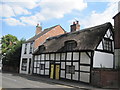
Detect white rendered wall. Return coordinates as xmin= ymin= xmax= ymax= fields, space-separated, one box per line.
xmin=97 ymin=41 xmax=103 ymax=50
xmin=93 ymin=51 xmax=113 ymax=68
xmin=80 ymin=52 xmax=90 ymax=64
xmin=20 ymin=42 xmax=34 ymax=74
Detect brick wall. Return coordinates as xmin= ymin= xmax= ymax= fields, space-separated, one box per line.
xmin=91 ymin=68 xmax=119 ymax=88
xmin=114 ymin=12 xmax=120 ymax=49
xmin=34 ymin=25 xmax=65 ymax=48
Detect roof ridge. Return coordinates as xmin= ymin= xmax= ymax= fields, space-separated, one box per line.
xmin=46 ymin=22 xmax=111 ymax=41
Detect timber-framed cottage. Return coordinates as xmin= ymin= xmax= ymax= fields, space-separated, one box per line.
xmin=32 ymin=22 xmax=114 ymax=84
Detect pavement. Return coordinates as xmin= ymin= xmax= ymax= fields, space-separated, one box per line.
xmin=29 ymin=75 xmax=119 ymax=90
xmin=2 ymin=72 xmax=120 ymax=90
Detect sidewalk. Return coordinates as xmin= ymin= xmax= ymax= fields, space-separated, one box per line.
xmin=19 ymin=74 xmax=119 ymax=90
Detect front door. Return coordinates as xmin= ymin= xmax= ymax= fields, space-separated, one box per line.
xmin=55 ymin=65 xmax=60 ymax=79
xmin=50 ymin=64 xmax=54 ymax=79
xmin=50 ymin=64 xmax=60 ymax=79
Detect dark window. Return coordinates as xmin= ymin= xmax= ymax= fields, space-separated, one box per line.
xmin=40 ymin=64 xmax=44 ymax=70
xmin=29 ymin=42 xmax=33 ymax=54
xmin=65 ymin=40 xmax=77 ymax=51
xmin=103 ymin=38 xmax=112 ymax=52
xmin=66 ymin=65 xmax=71 ymax=74
xmin=24 ymin=44 xmax=27 ymax=54
xmin=66 ymin=65 xmax=75 ymax=74
xmin=21 ymin=58 xmax=27 ymax=71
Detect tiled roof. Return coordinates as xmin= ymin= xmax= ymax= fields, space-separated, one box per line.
xmin=25 ymin=25 xmax=59 ymax=43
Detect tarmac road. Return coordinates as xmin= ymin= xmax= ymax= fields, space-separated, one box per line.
xmin=2 ymin=72 xmax=73 ymax=88
xmin=1 ymin=72 xmax=118 ymax=90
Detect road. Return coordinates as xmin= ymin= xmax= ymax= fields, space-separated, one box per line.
xmin=2 ymin=72 xmax=73 ymax=89
xmin=2 ymin=72 xmax=117 ymax=90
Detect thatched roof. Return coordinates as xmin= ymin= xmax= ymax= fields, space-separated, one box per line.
xmin=25 ymin=25 xmax=59 ymax=43
xmin=33 ymin=22 xmax=113 ymax=54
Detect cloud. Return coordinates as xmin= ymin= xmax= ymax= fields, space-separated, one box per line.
xmin=0 ymin=0 xmax=40 ymax=18
xmin=1 ymin=0 xmax=87 ymax=26
xmin=4 ymin=18 xmax=25 ymax=26
xmin=0 ymin=4 xmax=15 ymax=17
xmin=20 ymin=0 xmax=87 ymax=25
xmin=0 ymin=3 xmax=32 ymax=18
xmin=40 ymin=0 xmax=87 ymax=19
xmin=79 ymin=2 xmax=118 ymax=28
xmin=12 ymin=6 xmax=31 ymax=15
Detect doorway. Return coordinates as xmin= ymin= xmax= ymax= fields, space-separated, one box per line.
xmin=50 ymin=64 xmax=60 ymax=80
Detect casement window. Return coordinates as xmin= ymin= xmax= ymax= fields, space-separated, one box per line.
xmin=21 ymin=58 xmax=27 ymax=71
xmin=65 ymin=40 xmax=77 ymax=51
xmin=66 ymin=65 xmax=75 ymax=74
xmin=29 ymin=42 xmax=33 ymax=54
xmin=24 ymin=44 xmax=27 ymax=54
xmin=103 ymin=38 xmax=112 ymax=52
xmin=40 ymin=64 xmax=44 ymax=70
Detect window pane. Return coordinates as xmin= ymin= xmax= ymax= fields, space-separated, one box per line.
xmin=21 ymin=59 xmax=27 ymax=71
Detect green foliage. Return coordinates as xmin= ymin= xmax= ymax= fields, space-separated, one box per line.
xmin=2 ymin=34 xmax=26 ymax=68
xmin=2 ymin=34 xmax=18 ymax=54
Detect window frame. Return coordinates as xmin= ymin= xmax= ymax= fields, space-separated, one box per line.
xmin=29 ymin=42 xmax=33 ymax=54
xmin=21 ymin=58 xmax=27 ymax=71
xmin=66 ymin=65 xmax=75 ymax=74
xmin=40 ymin=64 xmax=45 ymax=70
xmin=103 ymin=38 xmax=113 ymax=52
xmin=24 ymin=43 xmax=27 ymax=54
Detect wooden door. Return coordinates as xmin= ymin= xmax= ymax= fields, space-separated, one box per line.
xmin=50 ymin=64 xmax=54 ymax=79
xmin=55 ymin=65 xmax=60 ymax=79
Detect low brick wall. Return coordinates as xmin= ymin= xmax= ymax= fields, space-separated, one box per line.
xmin=91 ymin=68 xmax=119 ymax=88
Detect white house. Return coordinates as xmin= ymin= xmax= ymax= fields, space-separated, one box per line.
xmin=32 ymin=22 xmax=114 ymax=84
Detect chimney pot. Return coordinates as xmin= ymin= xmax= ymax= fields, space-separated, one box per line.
xmin=76 ymin=21 xmax=79 ymax=24
xmin=70 ymin=21 xmax=80 ymax=32
xmin=73 ymin=22 xmax=76 ymax=25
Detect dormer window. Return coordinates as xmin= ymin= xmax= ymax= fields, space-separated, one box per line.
xmin=39 ymin=45 xmax=45 ymax=53
xmin=65 ymin=40 xmax=77 ymax=51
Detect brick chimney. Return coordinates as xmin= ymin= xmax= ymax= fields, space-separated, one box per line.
xmin=36 ymin=24 xmax=42 ymax=35
xmin=70 ymin=21 xmax=80 ymax=32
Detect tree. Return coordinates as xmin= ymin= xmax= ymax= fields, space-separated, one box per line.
xmin=2 ymin=34 xmax=26 ymax=71
xmin=3 ymin=39 xmax=25 ymax=68
xmin=2 ymin=34 xmax=18 ymax=54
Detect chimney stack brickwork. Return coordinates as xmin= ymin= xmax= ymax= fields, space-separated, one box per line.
xmin=113 ymin=11 xmax=120 ymax=68
xmin=70 ymin=21 xmax=80 ymax=32
xmin=36 ymin=24 xmax=42 ymax=35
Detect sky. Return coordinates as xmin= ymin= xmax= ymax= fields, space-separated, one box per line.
xmin=0 ymin=0 xmax=119 ymax=40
